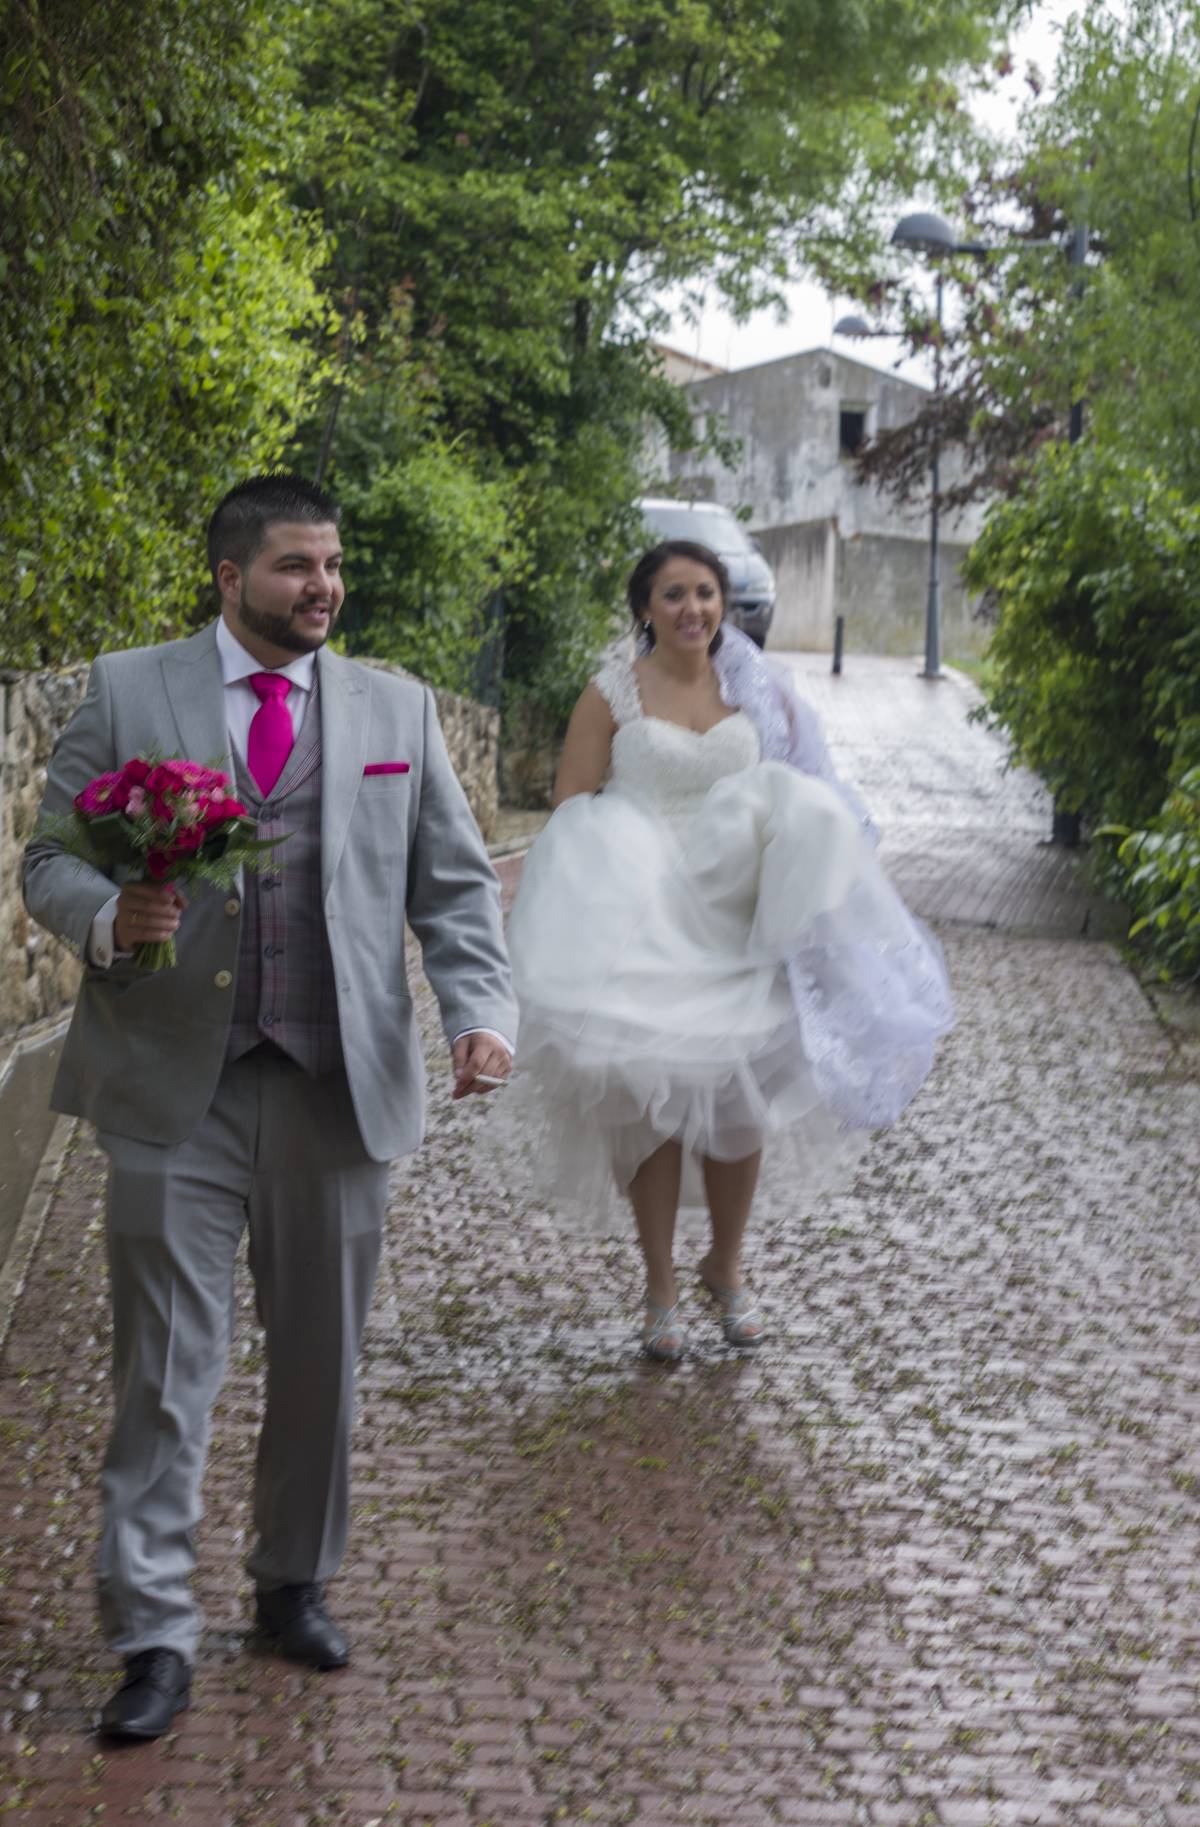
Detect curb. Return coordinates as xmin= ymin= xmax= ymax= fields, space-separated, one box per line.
xmin=0 ymin=1008 xmax=71 ymax=1096
xmin=0 ymin=1110 xmax=76 ymax=1357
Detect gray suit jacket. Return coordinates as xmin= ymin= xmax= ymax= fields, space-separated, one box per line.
xmin=22 ymin=623 xmax=517 ymax=1161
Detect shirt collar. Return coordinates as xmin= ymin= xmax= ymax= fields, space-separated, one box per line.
xmin=216 ymin=615 xmax=317 ymax=694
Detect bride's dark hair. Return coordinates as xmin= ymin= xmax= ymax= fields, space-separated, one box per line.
xmin=627 ymin=540 xmax=729 ymax=654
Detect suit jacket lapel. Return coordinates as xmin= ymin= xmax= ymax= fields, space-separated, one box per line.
xmin=159 ymin=623 xmax=233 ymax=775
xmin=318 ymin=646 xmax=368 ymax=896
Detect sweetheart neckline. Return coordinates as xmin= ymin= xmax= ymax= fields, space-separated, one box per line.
xmin=617 ymin=711 xmax=749 ymax=739
xmin=625 ymin=659 xmax=748 ymax=738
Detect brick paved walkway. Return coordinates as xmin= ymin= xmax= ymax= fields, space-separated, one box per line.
xmin=3 ymin=660 xmax=1200 ymax=1827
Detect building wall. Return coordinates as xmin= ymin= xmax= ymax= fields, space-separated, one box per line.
xmin=663 ymin=347 xmax=988 ymax=654
xmin=752 ymin=520 xmax=986 ymax=658
xmin=752 ymin=522 xmax=837 ymax=650
xmin=0 ymin=656 xmax=499 ymax=1042
xmin=836 ymin=531 xmax=985 ymax=659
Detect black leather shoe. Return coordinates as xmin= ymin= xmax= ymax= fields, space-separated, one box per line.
xmin=99 ymin=1648 xmax=191 ymax=1741
xmin=255 ymin=1582 xmax=349 ymax=1669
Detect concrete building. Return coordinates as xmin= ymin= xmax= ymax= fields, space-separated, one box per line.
xmin=650 ymin=341 xmax=728 ymax=387
xmin=663 ymin=347 xmax=989 ymax=658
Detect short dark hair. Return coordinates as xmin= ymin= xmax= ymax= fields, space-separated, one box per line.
xmin=627 ymin=539 xmax=729 ymax=653
xmin=206 ymin=472 xmax=341 ymax=581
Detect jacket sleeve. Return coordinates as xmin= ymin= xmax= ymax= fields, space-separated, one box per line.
xmin=404 ymin=686 xmax=519 ymax=1048
xmin=22 ymin=657 xmax=124 ymax=959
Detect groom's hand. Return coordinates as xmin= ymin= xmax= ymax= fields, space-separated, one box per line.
xmin=451 ymin=1032 xmax=512 ymax=1099
xmin=114 ymin=882 xmax=186 ymax=952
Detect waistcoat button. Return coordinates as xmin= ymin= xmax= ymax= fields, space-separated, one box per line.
xmin=214 ymin=970 xmax=233 ymax=989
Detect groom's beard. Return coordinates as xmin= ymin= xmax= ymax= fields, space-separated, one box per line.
xmin=236 ymin=586 xmax=340 ymax=655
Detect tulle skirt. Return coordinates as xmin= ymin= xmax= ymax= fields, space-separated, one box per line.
xmin=501 ymin=763 xmax=952 ymax=1234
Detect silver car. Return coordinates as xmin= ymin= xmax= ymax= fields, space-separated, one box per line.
xmin=639 ymin=497 xmax=776 ymax=648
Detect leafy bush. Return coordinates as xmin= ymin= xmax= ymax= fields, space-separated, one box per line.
xmin=1101 ymin=769 xmax=1200 ymax=983
xmin=964 ymin=444 xmax=1200 ymax=829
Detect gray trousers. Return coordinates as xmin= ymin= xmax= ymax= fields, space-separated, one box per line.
xmin=96 ymin=1048 xmax=390 ymax=1662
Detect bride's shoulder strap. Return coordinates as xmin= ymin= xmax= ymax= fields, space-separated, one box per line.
xmin=591 ymin=648 xmax=641 ymax=727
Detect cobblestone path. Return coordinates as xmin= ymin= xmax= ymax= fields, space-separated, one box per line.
xmin=2 ymin=660 xmax=1199 ymax=1827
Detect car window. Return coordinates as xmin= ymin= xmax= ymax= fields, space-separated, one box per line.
xmin=641 ymin=502 xmax=753 ymax=553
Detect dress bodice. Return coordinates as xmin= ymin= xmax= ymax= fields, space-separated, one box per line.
xmin=593 ymin=651 xmax=760 ymax=817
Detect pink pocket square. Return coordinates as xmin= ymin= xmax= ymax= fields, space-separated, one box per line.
xmin=363 ymin=762 xmax=411 ymax=776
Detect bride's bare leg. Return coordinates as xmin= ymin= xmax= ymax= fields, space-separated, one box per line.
xmin=700 ymin=1152 xmax=763 ymax=1341
xmin=700 ymin=1151 xmax=766 ymax=1344
xmin=629 ymin=1141 xmax=683 ymax=1313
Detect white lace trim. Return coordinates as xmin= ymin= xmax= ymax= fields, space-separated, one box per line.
xmin=593 ymin=650 xmax=642 ymax=727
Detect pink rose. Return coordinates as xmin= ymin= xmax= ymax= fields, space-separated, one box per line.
xmin=125 ymin=786 xmax=148 ymax=816
xmin=202 ymin=795 xmax=243 ymax=825
xmin=122 ymin=758 xmax=152 ymax=788
xmin=74 ymin=772 xmax=126 ymax=816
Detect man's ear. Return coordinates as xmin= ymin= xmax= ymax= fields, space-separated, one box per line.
xmin=215 ymin=559 xmax=241 ymax=606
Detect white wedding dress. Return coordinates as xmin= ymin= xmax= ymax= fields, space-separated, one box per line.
xmin=503 ymin=642 xmax=953 ymax=1232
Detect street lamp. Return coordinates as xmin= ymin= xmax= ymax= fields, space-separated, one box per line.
xmin=839 ymin=212 xmax=1068 ymax=685
xmin=835 ymin=262 xmax=955 ymax=680
xmin=840 ymin=209 xmax=1088 ymax=837
xmin=890 ymin=215 xmax=995 ymax=681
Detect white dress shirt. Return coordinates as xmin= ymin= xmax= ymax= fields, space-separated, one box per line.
xmin=87 ymin=621 xmax=512 ymax=1062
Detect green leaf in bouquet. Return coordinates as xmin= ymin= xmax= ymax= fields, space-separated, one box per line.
xmin=79 ymin=811 xmax=141 ymax=867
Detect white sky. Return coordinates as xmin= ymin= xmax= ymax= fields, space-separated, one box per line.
xmin=656 ymin=0 xmax=1086 ymax=387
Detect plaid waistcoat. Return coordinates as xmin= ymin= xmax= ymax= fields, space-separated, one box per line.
xmin=226 ymin=681 xmax=344 ymax=1076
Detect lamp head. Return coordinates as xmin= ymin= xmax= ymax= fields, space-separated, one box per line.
xmin=892 ymin=212 xmax=986 ymax=257
xmin=833 ymin=313 xmax=875 ymax=338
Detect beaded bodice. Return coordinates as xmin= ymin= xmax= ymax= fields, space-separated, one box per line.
xmin=593 ymin=652 xmax=760 ymax=817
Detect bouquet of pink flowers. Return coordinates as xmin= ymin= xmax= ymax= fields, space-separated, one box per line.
xmin=44 ymin=756 xmax=280 ymax=970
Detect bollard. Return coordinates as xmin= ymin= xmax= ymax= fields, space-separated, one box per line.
xmin=1052 ymin=800 xmax=1082 ymax=847
xmin=832 ymin=614 xmax=845 ymax=676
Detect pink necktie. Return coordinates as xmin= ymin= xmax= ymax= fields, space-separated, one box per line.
xmin=247 ymin=673 xmax=294 ymax=797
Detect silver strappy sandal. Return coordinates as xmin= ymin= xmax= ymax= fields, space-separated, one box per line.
xmin=641 ymin=1298 xmax=686 ymax=1363
xmin=698 ymin=1269 xmax=768 ymax=1349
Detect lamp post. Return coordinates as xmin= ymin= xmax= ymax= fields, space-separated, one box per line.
xmin=838 ymin=211 xmax=1065 ymax=685
xmin=839 ymin=209 xmax=1087 ymax=839
xmin=835 ymin=278 xmax=948 ymax=680
xmin=885 ymin=215 xmax=993 ymax=680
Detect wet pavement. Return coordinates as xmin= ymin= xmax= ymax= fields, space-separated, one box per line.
xmin=2 ymin=658 xmax=1199 ymax=1827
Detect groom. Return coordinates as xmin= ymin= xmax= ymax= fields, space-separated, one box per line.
xmin=23 ymin=473 xmax=517 ymax=1739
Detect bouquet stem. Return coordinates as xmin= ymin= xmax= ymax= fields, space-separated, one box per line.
xmin=133 ymin=938 xmax=177 ymax=972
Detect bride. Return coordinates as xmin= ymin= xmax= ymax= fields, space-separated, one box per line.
xmin=505 ymin=539 xmax=953 ymax=1361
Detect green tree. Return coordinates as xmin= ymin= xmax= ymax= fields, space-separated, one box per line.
xmin=285 ymin=0 xmax=1022 ymax=706
xmin=1 ymin=0 xmax=330 ymax=667
xmin=851 ymin=1 xmax=1200 ymax=974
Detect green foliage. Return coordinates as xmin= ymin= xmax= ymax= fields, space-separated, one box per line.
xmin=1 ymin=0 xmax=330 ymax=666
xmin=1101 ymin=769 xmax=1200 ymax=983
xmin=872 ymin=0 xmax=1200 ymax=983
xmin=2 ymin=0 xmax=1021 ymax=708
xmin=965 ymin=444 xmax=1200 ymax=826
xmin=285 ymin=0 xmax=1020 ymax=717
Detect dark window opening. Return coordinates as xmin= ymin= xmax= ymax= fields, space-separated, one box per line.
xmin=839 ymin=408 xmax=867 ymax=459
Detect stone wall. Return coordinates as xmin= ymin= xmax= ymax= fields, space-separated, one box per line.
xmin=1 ymin=656 xmax=499 ymax=1043
xmin=1 ymin=666 xmax=90 ymax=1038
